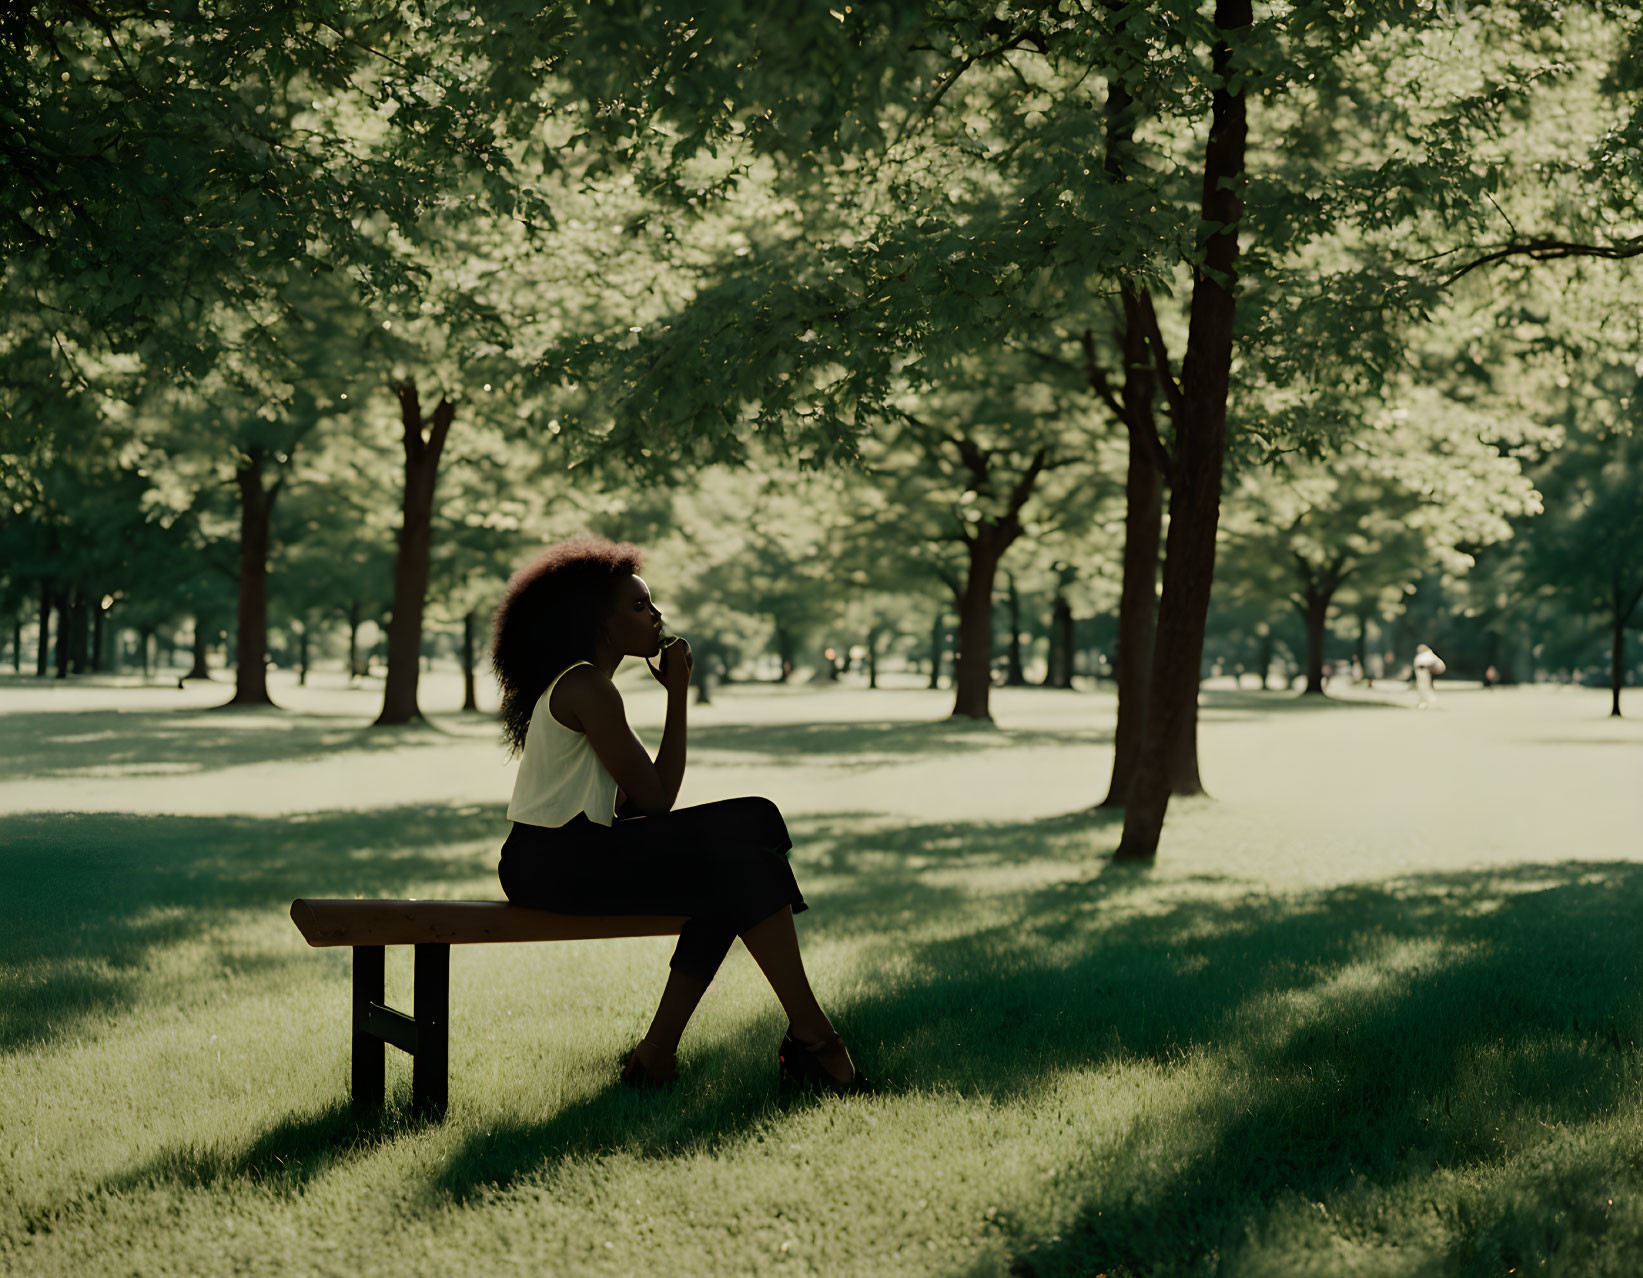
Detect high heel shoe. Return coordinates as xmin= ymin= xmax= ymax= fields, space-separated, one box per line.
xmin=778 ymin=1028 xmax=875 ymax=1096
xmin=619 ymin=1041 xmax=676 ymax=1089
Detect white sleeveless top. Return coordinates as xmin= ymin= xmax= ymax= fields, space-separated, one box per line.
xmin=506 ymin=661 xmax=619 ymax=828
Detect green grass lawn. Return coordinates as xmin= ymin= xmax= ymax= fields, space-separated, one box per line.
xmin=2 ymin=671 xmax=1641 ymax=1275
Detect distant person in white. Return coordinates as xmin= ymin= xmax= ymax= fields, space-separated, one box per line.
xmin=1412 ymin=644 xmax=1446 ymax=709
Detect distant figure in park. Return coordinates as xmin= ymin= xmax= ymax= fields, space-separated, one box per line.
xmin=1412 ymin=643 xmax=1446 ymax=709
xmin=490 ymin=536 xmax=870 ymax=1095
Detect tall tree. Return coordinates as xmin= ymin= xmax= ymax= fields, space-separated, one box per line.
xmin=1216 ymin=388 xmax=1541 ymax=695
xmin=3 ymin=2 xmax=565 ymax=374
xmin=1522 ymin=430 xmax=1643 ymax=717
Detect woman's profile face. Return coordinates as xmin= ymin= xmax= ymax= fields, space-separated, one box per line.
xmin=603 ymin=574 xmax=665 ymax=658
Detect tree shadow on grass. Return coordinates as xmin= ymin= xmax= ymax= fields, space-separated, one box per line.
xmin=1524 ymin=737 xmax=1643 ymax=748
xmin=1196 ymin=688 xmax=1409 ymax=719
xmin=398 ymin=808 xmax=1141 ymax=1205
xmin=49 ymin=793 xmax=1643 ymax=1276
xmin=0 ymin=706 xmax=461 ymax=780
xmin=784 ymin=807 xmax=1130 ymax=937
xmin=21 ymin=1098 xmax=450 ymax=1236
xmin=0 ymin=803 xmax=505 ymax=1051
xmin=98 ymin=1100 xmax=375 ymax=1196
xmin=903 ymin=861 xmax=1643 ymax=1276
xmin=690 ymin=718 xmax=1111 ymax=764
xmin=410 ymin=854 xmax=1643 ymax=1267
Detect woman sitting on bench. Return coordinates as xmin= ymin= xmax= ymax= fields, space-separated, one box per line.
xmin=491 ymin=536 xmax=871 ymax=1095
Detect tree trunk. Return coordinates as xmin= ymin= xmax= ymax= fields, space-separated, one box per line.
xmin=694 ymin=638 xmax=717 ymax=704
xmin=1258 ymin=633 xmax=1276 ymax=690
xmin=376 ymin=380 xmax=454 ymax=727
xmin=867 ymin=630 xmax=880 ymax=689
xmin=1101 ymin=418 xmax=1165 ymax=805
xmin=1612 ymin=612 xmax=1624 ymax=718
xmin=11 ymin=613 xmax=20 ymax=673
xmin=68 ymin=591 xmax=88 ymax=674
xmin=54 ymin=589 xmax=70 ymax=679
xmin=1095 ymin=79 xmax=1168 ymax=805
xmin=461 ymin=610 xmax=478 ymax=711
xmin=1041 ymin=598 xmax=1061 ymax=688
xmin=140 ymin=626 xmax=154 ymax=679
xmin=947 ymin=442 xmax=1048 ymax=718
xmin=1170 ymin=681 xmax=1205 ymax=795
xmin=36 ymin=578 xmax=50 ymax=677
xmin=1117 ymin=0 xmax=1249 ymax=860
xmin=1042 ymin=582 xmax=1076 ymax=689
xmin=1610 ymin=578 xmax=1643 ymax=717
xmin=928 ymin=610 xmax=943 ymax=689
xmin=1004 ymin=571 xmax=1027 ymax=686
xmin=774 ymin=624 xmax=793 ymax=682
xmin=298 ymin=627 xmax=310 ymax=687
xmin=1057 ymin=599 xmax=1075 ymax=687
xmin=227 ymin=448 xmax=281 ymax=707
xmin=1303 ymin=594 xmax=1330 ymax=695
xmin=952 ymin=530 xmax=1007 ymax=720
xmin=187 ymin=615 xmax=212 ymax=679
xmin=348 ymin=599 xmax=361 ymax=678
xmin=91 ymin=600 xmax=105 ymax=673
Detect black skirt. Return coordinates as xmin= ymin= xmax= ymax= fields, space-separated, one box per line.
xmin=498 ymin=795 xmax=807 ymax=984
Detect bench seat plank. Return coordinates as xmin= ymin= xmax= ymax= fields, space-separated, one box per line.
xmin=290 ymin=899 xmax=687 ymax=949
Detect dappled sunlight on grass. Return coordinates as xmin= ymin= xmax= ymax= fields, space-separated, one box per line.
xmin=10 ymin=845 xmax=1643 ymax=1274
xmin=4 ymin=686 xmax=1643 ymax=1274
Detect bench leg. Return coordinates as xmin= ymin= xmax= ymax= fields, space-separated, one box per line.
xmin=412 ymin=943 xmax=449 ymax=1121
xmin=351 ymin=945 xmax=386 ymax=1112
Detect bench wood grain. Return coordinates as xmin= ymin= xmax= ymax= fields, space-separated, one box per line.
xmin=290 ymin=898 xmax=687 ymax=948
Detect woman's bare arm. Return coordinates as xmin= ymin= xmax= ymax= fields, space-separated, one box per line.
xmin=554 ymin=661 xmax=687 ymax=815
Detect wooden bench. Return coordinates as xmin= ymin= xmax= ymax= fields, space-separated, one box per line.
xmin=289 ymin=899 xmax=686 ymax=1120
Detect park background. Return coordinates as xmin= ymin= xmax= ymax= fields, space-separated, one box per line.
xmin=3 ymin=1 xmax=1643 ymax=1274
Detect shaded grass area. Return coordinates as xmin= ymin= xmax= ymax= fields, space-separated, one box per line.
xmin=0 ymin=804 xmax=501 ymax=1051
xmin=5 ymin=781 xmax=1643 ymax=1274
xmin=933 ymin=860 xmax=1643 ymax=1275
xmin=689 ymin=717 xmax=1110 ymax=762
xmin=0 ymin=706 xmax=454 ymax=779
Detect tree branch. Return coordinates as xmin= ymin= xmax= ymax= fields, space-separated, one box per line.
xmin=954 ymin=434 xmax=992 ymax=493
xmin=893 ymin=407 xmax=963 ymax=458
xmin=66 ymin=0 xmax=141 ymax=87
xmin=1134 ymin=291 xmax=1186 ymax=423
xmin=1291 ymin=550 xmax=1318 ymax=593
xmin=1622 ymin=577 xmax=1643 ymax=626
xmin=1093 ymin=307 xmax=1174 ymax=483
xmin=393 ymin=379 xmax=426 ymax=462
xmin=1079 ymin=328 xmax=1126 ymax=422
xmin=894 ymin=21 xmax=1045 ymax=147
xmin=427 ymin=395 xmax=456 ymax=467
xmin=1439 ymin=235 xmax=1643 ymax=285
xmin=998 ymin=447 xmax=1049 ymax=545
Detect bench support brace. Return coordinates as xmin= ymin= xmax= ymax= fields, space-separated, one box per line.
xmin=350 ymin=943 xmax=450 ymax=1120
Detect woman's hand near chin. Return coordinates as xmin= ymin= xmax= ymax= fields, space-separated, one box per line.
xmin=648 ymin=636 xmax=693 ymax=691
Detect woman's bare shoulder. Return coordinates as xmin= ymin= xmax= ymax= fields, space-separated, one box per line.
xmin=550 ymin=663 xmax=620 ymax=732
